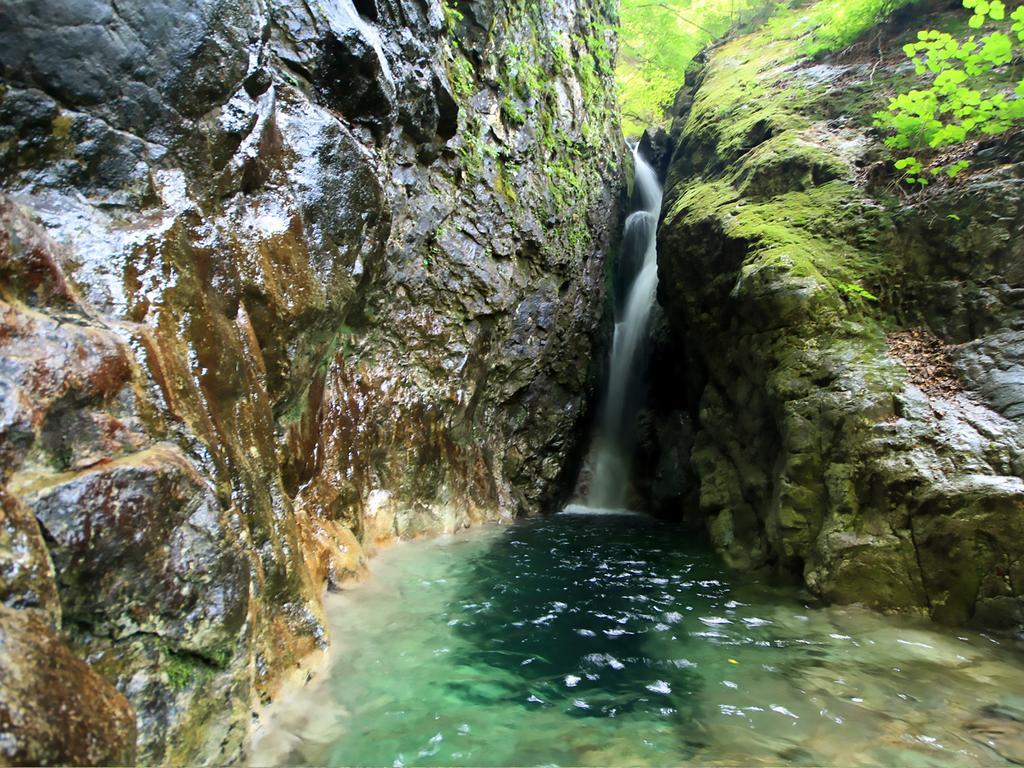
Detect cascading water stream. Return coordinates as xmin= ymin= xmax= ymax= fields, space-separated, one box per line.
xmin=587 ymin=146 xmax=663 ymax=510
xmin=248 ymin=146 xmax=1024 ymax=768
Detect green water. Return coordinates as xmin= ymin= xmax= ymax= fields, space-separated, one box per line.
xmin=250 ymin=512 xmax=1024 ymax=767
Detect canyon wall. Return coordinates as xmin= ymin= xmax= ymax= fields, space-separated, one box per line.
xmin=651 ymin=1 xmax=1024 ymax=632
xmin=0 ymin=0 xmax=624 ymax=762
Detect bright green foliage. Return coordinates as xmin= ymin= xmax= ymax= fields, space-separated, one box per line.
xmin=617 ymin=0 xmax=768 ymax=136
xmin=965 ymin=0 xmax=1007 ymax=28
xmin=891 ymin=156 xmax=968 ymax=188
xmin=442 ymin=1 xmax=464 ymax=34
xmin=448 ymin=55 xmax=475 ymax=101
xmin=1015 ymin=4 xmax=1024 ymax=38
xmin=874 ymin=0 xmax=1024 ymax=184
xmin=836 ymin=282 xmax=880 ymax=302
xmin=501 ymin=97 xmax=527 ymax=126
xmin=662 ymin=18 xmax=917 ymax=312
xmin=765 ymin=0 xmax=914 ymax=55
xmin=616 ymin=0 xmax=914 ymax=136
xmin=894 ymin=155 xmax=929 ymax=186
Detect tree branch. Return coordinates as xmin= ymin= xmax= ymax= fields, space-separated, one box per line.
xmin=626 ymin=2 xmax=717 ymax=35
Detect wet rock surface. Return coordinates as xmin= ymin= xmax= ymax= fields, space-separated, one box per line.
xmin=0 ymin=605 xmax=137 ymax=767
xmin=637 ymin=126 xmax=673 ymax=182
xmin=0 ymin=0 xmax=624 ymax=761
xmin=15 ymin=446 xmax=250 ymax=654
xmin=653 ymin=2 xmax=1024 ymax=632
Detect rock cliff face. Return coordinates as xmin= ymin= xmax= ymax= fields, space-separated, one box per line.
xmin=653 ymin=1 xmax=1024 ymax=632
xmin=0 ymin=0 xmax=624 ymax=762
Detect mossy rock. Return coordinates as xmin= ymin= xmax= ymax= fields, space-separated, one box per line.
xmin=655 ymin=0 xmax=1024 ymax=632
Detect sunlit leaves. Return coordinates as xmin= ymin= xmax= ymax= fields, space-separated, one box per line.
xmin=944 ymin=159 xmax=971 ymax=177
xmin=874 ymin=0 xmax=1024 ymax=185
xmin=1012 ymin=6 xmax=1024 ymax=42
xmin=964 ymin=0 xmax=1006 ymax=28
xmin=766 ymin=0 xmax=917 ymax=55
xmin=617 ymin=0 xmax=766 ymax=134
xmin=894 ymin=155 xmax=930 ymax=186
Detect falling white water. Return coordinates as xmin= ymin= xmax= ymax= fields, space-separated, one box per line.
xmin=587 ymin=146 xmax=663 ymax=510
xmin=332 ymin=0 xmax=395 ymax=86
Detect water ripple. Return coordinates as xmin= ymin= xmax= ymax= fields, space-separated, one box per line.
xmin=250 ymin=515 xmax=1024 ymax=768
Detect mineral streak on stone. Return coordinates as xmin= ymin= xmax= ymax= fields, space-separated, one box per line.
xmin=0 ymin=0 xmax=626 ymax=762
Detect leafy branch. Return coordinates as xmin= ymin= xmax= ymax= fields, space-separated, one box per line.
xmin=874 ymin=0 xmax=1024 ymax=188
xmin=627 ymin=2 xmax=717 ymax=34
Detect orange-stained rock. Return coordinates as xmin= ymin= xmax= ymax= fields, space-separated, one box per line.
xmin=0 ymin=0 xmax=625 ymax=758
xmin=12 ymin=445 xmax=250 ymax=655
xmin=0 ymin=198 xmax=76 ymax=307
xmin=295 ymin=513 xmax=368 ymax=592
xmin=0 ymin=606 xmax=136 ymax=766
xmin=0 ymin=297 xmax=134 ymax=476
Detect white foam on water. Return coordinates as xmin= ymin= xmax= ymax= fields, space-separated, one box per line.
xmin=559 ymin=504 xmax=644 ymax=517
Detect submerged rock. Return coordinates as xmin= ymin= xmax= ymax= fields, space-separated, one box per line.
xmin=967 ymin=711 xmax=1024 ymax=764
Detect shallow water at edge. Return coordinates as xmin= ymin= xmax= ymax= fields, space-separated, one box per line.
xmin=249 ymin=514 xmax=1024 ymax=767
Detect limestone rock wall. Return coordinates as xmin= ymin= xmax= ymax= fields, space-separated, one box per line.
xmin=653 ymin=1 xmax=1024 ymax=632
xmin=0 ymin=0 xmax=624 ymax=762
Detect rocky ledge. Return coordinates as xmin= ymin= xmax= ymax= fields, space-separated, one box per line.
xmin=649 ymin=0 xmax=1024 ymax=632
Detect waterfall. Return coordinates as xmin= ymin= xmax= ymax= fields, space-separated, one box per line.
xmin=586 ymin=146 xmax=663 ymax=511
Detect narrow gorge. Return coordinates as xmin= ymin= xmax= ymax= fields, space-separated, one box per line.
xmin=1 ymin=0 xmax=1023 ymax=765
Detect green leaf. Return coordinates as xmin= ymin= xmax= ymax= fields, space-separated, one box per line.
xmin=836 ymin=282 xmax=880 ymax=302
xmin=947 ymin=160 xmax=970 ymax=177
xmin=980 ymin=32 xmax=1013 ymax=65
xmin=868 ymin=0 xmax=1024 ymax=159
xmin=934 ymin=68 xmax=968 ymax=88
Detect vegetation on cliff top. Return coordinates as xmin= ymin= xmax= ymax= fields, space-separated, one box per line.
xmin=616 ymin=0 xmax=920 ymax=135
xmin=659 ymin=0 xmax=1024 ymax=311
xmin=875 ymin=0 xmax=1024 ymax=184
xmin=617 ymin=0 xmax=1024 ymax=152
